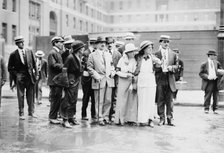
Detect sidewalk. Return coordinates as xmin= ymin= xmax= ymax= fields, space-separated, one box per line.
xmin=2 ymin=82 xmax=224 ymax=107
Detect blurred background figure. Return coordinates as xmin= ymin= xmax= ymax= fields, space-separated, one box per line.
xmin=0 ymin=55 xmax=7 ymax=107
xmin=81 ymin=38 xmax=97 ymax=121
xmin=173 ymin=48 xmax=184 ymax=102
xmin=35 ymin=50 xmax=47 ymax=105
xmin=106 ymin=37 xmax=122 ymax=122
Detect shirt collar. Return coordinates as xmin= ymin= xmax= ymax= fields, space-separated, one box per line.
xmin=53 ymin=46 xmax=60 ymax=53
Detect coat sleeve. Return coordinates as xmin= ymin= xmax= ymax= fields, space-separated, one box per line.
xmin=199 ymin=63 xmax=208 ymax=80
xmin=87 ymin=53 xmax=101 ymax=80
xmin=48 ymin=53 xmax=63 ymax=73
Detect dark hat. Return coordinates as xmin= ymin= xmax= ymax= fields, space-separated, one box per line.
xmin=88 ymin=37 xmax=97 ymax=43
xmin=173 ymin=48 xmax=179 ymax=53
xmin=95 ymin=36 xmax=106 ymax=44
xmin=207 ymin=50 xmax=217 ymax=56
xmin=51 ymin=36 xmax=64 ymax=44
xmin=106 ymin=37 xmax=114 ymax=44
xmin=14 ymin=36 xmax=24 ymax=43
xmin=159 ymin=35 xmax=170 ymax=42
xmin=63 ymin=35 xmax=75 ymax=44
xmin=72 ymin=40 xmax=86 ymax=52
xmin=139 ymin=40 xmax=153 ymax=52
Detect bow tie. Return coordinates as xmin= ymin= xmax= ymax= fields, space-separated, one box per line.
xmin=143 ymin=55 xmax=150 ymax=60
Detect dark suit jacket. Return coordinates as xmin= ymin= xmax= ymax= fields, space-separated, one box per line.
xmin=199 ymin=60 xmax=222 ymax=91
xmin=154 ymin=49 xmax=178 ymax=92
xmin=8 ymin=49 xmax=37 ymax=84
xmin=64 ymin=53 xmax=82 ymax=87
xmin=47 ymin=47 xmax=63 ymax=86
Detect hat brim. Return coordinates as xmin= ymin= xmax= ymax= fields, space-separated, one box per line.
xmin=124 ymin=49 xmax=137 ymax=54
xmin=35 ymin=54 xmax=45 ymax=57
xmin=73 ymin=44 xmax=86 ymax=52
xmin=207 ymin=53 xmax=217 ymax=56
xmin=64 ymin=40 xmax=74 ymax=44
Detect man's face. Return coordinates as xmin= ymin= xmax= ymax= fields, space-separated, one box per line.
xmin=64 ymin=43 xmax=72 ymax=50
xmin=16 ymin=42 xmax=24 ymax=49
xmin=97 ymin=42 xmax=106 ymax=51
xmin=55 ymin=41 xmax=63 ymax=50
xmin=209 ymin=55 xmax=217 ymax=60
xmin=160 ymin=40 xmax=169 ymax=49
xmin=125 ymin=38 xmax=134 ymax=44
xmin=107 ymin=42 xmax=114 ymax=51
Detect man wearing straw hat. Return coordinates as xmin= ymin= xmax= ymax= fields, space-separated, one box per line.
xmin=35 ymin=50 xmax=47 ymax=105
xmin=8 ymin=36 xmax=38 ymax=120
xmin=62 ymin=35 xmax=74 ymax=63
xmin=87 ymin=36 xmax=115 ymax=126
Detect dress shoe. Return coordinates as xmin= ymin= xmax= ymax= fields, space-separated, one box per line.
xmin=148 ymin=121 xmax=154 ymax=128
xmin=49 ymin=119 xmax=61 ymax=124
xmin=99 ymin=121 xmax=105 ymax=126
xmin=167 ymin=118 xmax=175 ymax=126
xmin=204 ymin=110 xmax=209 ymax=114
xmin=158 ymin=119 xmax=165 ymax=126
xmin=68 ymin=118 xmax=80 ymax=125
xmin=19 ymin=116 xmax=25 ymax=120
xmin=62 ymin=121 xmax=72 ymax=128
xmin=81 ymin=117 xmax=89 ymax=121
xmin=213 ymin=110 xmax=218 ymax=114
xmin=29 ymin=114 xmax=38 ymax=118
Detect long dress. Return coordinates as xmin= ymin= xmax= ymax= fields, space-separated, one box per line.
xmin=137 ymin=56 xmax=156 ymax=123
xmin=114 ymin=56 xmax=137 ymax=124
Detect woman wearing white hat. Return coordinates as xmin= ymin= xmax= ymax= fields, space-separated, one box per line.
xmin=134 ymin=40 xmax=161 ymax=127
xmin=114 ymin=43 xmax=138 ymax=125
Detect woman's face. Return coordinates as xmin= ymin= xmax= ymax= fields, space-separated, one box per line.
xmin=144 ymin=44 xmax=153 ymax=55
xmin=126 ymin=51 xmax=135 ymax=58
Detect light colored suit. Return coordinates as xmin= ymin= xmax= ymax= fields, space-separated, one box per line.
xmin=87 ymin=49 xmax=115 ymax=121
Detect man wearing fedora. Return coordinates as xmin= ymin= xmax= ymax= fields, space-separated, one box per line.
xmin=48 ymin=36 xmax=64 ymax=124
xmin=35 ymin=50 xmax=47 ymax=105
xmin=154 ymin=35 xmax=178 ymax=126
xmin=87 ymin=36 xmax=115 ymax=125
xmin=62 ymin=35 xmax=74 ymax=63
xmin=199 ymin=50 xmax=222 ymax=114
xmin=105 ymin=37 xmax=122 ymax=122
xmin=81 ymin=38 xmax=97 ymax=121
xmin=8 ymin=36 xmax=38 ymax=120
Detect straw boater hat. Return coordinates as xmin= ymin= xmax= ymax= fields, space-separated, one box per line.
xmin=14 ymin=36 xmax=24 ymax=43
xmin=159 ymin=35 xmax=170 ymax=42
xmin=139 ymin=40 xmax=153 ymax=52
xmin=63 ymin=35 xmax=75 ymax=44
xmin=51 ymin=36 xmax=64 ymax=44
xmin=173 ymin=48 xmax=179 ymax=53
xmin=35 ymin=50 xmax=45 ymax=57
xmin=207 ymin=50 xmax=217 ymax=56
xmin=124 ymin=43 xmax=138 ymax=54
xmin=124 ymin=33 xmax=135 ymax=40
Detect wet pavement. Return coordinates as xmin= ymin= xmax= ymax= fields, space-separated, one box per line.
xmin=0 ymin=97 xmax=224 ymax=153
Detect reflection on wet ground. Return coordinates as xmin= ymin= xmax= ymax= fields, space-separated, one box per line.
xmin=0 ymin=98 xmax=224 ymax=153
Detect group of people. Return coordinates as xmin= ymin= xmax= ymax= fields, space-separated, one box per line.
xmin=4 ymin=33 xmax=222 ymax=129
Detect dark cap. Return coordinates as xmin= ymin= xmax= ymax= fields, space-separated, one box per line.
xmin=95 ymin=36 xmax=106 ymax=44
xmin=207 ymin=50 xmax=217 ymax=56
xmin=72 ymin=40 xmax=86 ymax=52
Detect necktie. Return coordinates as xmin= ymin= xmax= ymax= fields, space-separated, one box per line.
xmin=210 ymin=61 xmax=214 ymax=69
xmin=22 ymin=50 xmax=27 ymax=65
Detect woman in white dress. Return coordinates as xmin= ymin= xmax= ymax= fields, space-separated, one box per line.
xmin=134 ymin=40 xmax=161 ymax=127
xmin=114 ymin=43 xmax=138 ymax=125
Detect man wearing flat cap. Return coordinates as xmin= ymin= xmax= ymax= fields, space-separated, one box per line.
xmin=35 ymin=50 xmax=47 ymax=105
xmin=199 ymin=50 xmax=222 ymax=114
xmin=154 ymin=35 xmax=178 ymax=126
xmin=87 ymin=36 xmax=115 ymax=125
xmin=8 ymin=36 xmax=38 ymax=120
xmin=48 ymin=36 xmax=64 ymax=124
xmin=80 ymin=37 xmax=97 ymax=121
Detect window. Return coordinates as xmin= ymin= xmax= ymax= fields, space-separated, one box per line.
xmin=2 ymin=23 xmax=7 ymax=43
xmin=111 ymin=1 xmax=114 ymax=10
xmin=12 ymin=25 xmax=17 ymax=44
xmin=66 ymin=15 xmax=69 ymax=26
xmin=67 ymin=0 xmax=69 ymax=7
xmin=80 ymin=20 xmax=83 ymax=31
xmin=12 ymin=0 xmax=16 ymax=12
xmin=91 ymin=23 xmax=94 ymax=32
xmin=29 ymin=1 xmax=41 ymax=20
xmin=86 ymin=6 xmax=88 ymax=15
xmin=86 ymin=21 xmax=88 ymax=32
xmin=73 ymin=0 xmax=76 ymax=9
xmin=73 ymin=17 xmax=76 ymax=29
xmin=119 ymin=1 xmax=123 ymax=10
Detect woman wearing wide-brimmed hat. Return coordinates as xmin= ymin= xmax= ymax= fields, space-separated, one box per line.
xmin=114 ymin=43 xmax=138 ymax=125
xmin=134 ymin=40 xmax=161 ymax=127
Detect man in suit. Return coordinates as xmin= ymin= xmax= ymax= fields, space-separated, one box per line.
xmin=48 ymin=36 xmax=64 ymax=124
xmin=154 ymin=35 xmax=178 ymax=126
xmin=173 ymin=48 xmax=184 ymax=102
xmin=199 ymin=50 xmax=222 ymax=114
xmin=87 ymin=36 xmax=115 ymax=126
xmin=35 ymin=50 xmax=47 ymax=105
xmin=0 ymin=55 xmax=7 ymax=107
xmin=8 ymin=36 xmax=38 ymax=120
xmin=106 ymin=37 xmax=122 ymax=122
xmin=81 ymin=38 xmax=96 ymax=121
xmin=62 ymin=35 xmax=74 ymax=63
